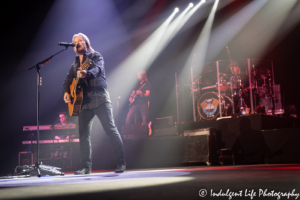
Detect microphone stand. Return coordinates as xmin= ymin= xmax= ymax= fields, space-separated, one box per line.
xmin=28 ymin=47 xmax=70 ymax=177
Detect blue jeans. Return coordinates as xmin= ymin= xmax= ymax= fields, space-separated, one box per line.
xmin=125 ymin=103 xmax=149 ymax=125
xmin=78 ymin=102 xmax=125 ymax=169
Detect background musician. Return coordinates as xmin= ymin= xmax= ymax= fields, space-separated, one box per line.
xmin=228 ymin=61 xmax=241 ymax=76
xmin=62 ymin=33 xmax=126 ymax=174
xmin=56 ymin=112 xmax=73 ymax=126
xmin=125 ymin=70 xmax=151 ymax=126
xmin=54 ymin=112 xmax=75 ymax=140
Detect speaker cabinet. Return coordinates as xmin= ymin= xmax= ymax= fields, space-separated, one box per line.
xmin=153 ymin=125 xmax=177 ymax=137
xmin=182 ymin=128 xmax=218 ymax=165
xmin=122 ymin=128 xmax=219 ymax=167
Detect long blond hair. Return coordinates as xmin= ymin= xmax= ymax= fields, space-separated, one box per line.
xmin=72 ymin=33 xmax=94 ymax=55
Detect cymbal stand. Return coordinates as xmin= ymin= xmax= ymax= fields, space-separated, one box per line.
xmin=236 ymin=80 xmax=248 ymax=113
xmin=268 ymin=77 xmax=274 ymax=111
xmin=230 ymin=76 xmax=235 ymax=114
xmin=254 ymin=80 xmax=258 ymax=111
xmin=228 ymin=58 xmax=241 ymax=114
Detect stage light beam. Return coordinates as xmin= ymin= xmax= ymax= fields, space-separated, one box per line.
xmin=207 ymin=0 xmax=297 ymax=61
xmin=177 ymin=0 xmax=220 ymax=122
xmin=188 ymin=0 xmax=220 ymax=68
xmin=206 ymin=0 xmax=268 ymax=61
xmin=107 ymin=9 xmax=179 ymax=109
xmin=150 ymin=4 xmax=194 ymax=59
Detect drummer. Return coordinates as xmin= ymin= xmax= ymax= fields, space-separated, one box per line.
xmin=228 ymin=61 xmax=241 ymax=77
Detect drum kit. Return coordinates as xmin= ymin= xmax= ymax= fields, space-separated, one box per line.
xmin=192 ymin=60 xmax=282 ymax=121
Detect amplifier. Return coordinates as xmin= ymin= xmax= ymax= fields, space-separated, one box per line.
xmin=155 ymin=116 xmax=173 ymax=127
xmin=183 ymin=128 xmax=216 ymax=136
xmin=154 ymin=125 xmax=177 ymax=137
xmin=182 ymin=127 xmax=219 ymax=165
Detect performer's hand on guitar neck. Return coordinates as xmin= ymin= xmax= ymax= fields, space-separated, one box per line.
xmin=77 ymin=68 xmax=87 ymax=78
xmin=64 ymin=92 xmax=71 ymax=103
xmin=129 ymin=97 xmax=133 ymax=103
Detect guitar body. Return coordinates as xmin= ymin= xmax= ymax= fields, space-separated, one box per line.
xmin=68 ymin=78 xmax=83 ymax=116
xmin=129 ymin=95 xmax=136 ymax=107
xmin=129 ymin=83 xmax=146 ymax=107
xmin=68 ymin=58 xmax=90 ymax=116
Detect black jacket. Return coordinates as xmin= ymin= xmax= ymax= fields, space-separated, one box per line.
xmin=63 ymin=50 xmax=111 ymax=109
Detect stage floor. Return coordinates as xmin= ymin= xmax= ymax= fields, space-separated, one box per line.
xmin=1 ymin=164 xmax=300 ymax=200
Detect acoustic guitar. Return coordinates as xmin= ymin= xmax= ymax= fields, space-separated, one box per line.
xmin=68 ymin=58 xmax=90 ymax=116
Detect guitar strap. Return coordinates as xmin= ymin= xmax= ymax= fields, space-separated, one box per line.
xmin=83 ymin=59 xmax=92 ymax=87
xmin=78 ymin=58 xmax=90 ymax=87
xmin=84 ymin=60 xmax=93 ymax=87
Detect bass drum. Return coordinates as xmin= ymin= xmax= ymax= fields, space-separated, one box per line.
xmin=198 ymin=92 xmax=233 ymax=120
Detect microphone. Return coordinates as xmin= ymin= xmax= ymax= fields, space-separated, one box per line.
xmin=58 ymin=42 xmax=76 ymax=47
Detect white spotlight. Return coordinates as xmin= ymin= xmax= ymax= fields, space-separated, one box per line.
xmin=201 ymin=0 xmax=206 ymax=3
xmin=175 ymin=7 xmax=179 ymax=13
xmin=189 ymin=3 xmax=194 ymax=8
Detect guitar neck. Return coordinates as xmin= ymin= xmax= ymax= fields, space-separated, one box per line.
xmin=75 ymin=58 xmax=90 ymax=82
xmin=80 ymin=58 xmax=90 ymax=71
xmin=72 ymin=58 xmax=90 ymax=91
xmin=136 ymin=83 xmax=146 ymax=92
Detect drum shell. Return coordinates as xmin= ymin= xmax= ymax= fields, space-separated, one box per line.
xmin=197 ymin=92 xmax=232 ymax=120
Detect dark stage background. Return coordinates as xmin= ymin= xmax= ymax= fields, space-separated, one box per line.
xmin=1 ymin=0 xmax=300 ymax=173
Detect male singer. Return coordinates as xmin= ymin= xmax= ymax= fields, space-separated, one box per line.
xmin=63 ymin=33 xmax=126 ymax=174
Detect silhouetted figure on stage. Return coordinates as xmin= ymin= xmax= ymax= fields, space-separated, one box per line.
xmin=62 ymin=33 xmax=126 ymax=174
xmin=232 ymin=117 xmax=265 ymax=164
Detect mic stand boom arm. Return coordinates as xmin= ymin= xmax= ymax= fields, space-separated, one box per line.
xmin=28 ymin=47 xmax=68 ymax=70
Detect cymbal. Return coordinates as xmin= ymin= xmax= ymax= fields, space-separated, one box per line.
xmin=226 ymin=61 xmax=239 ymax=68
xmin=219 ymin=73 xmax=228 ymax=77
xmin=201 ymin=67 xmax=214 ymax=74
